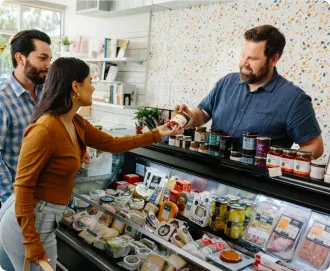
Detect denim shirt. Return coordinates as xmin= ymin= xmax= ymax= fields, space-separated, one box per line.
xmin=198 ymin=68 xmax=321 ymax=151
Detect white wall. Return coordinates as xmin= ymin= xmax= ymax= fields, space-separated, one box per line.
xmin=62 ymin=0 xmax=150 ymax=130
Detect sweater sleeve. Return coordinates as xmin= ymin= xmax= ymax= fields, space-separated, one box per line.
xmin=14 ymin=124 xmax=52 ymax=262
xmin=83 ymin=119 xmax=161 ymax=153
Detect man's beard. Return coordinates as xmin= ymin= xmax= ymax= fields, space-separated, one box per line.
xmin=24 ymin=59 xmax=47 ymax=85
xmin=239 ymin=60 xmax=270 ymax=84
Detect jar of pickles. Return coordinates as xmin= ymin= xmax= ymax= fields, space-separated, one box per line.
xmin=211 ymin=198 xmax=228 ymax=218
xmin=227 ymin=203 xmax=245 ymax=223
xmin=225 ymin=222 xmax=244 ymax=239
xmin=239 ymin=199 xmax=254 ymax=221
xmin=225 ymin=195 xmax=241 ymax=203
xmin=195 ymin=127 xmax=207 ymax=142
xmin=209 ymin=216 xmax=226 ymax=232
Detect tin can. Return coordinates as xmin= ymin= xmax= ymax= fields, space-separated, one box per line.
xmin=209 ymin=216 xmax=226 ymax=232
xmin=227 ymin=203 xmax=245 ymax=223
xmin=211 ymin=198 xmax=228 ymax=218
xmin=225 ymin=222 xmax=244 ymax=239
xmin=219 ymin=136 xmax=234 ymax=159
xmin=256 ymin=137 xmax=271 ymax=157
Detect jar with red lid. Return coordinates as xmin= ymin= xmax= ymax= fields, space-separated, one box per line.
xmin=294 ymin=151 xmax=312 ymax=177
xmin=280 ymin=149 xmax=297 ymax=173
xmin=266 ymin=146 xmax=283 ymax=168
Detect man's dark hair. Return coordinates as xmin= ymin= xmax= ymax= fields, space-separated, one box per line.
xmin=10 ymin=29 xmax=51 ymax=68
xmin=244 ymin=25 xmax=286 ymax=60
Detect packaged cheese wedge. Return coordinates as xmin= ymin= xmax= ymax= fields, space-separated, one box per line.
xmin=141 ymin=253 xmax=166 ymax=271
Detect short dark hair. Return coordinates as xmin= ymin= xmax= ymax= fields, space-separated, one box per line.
xmin=33 ymin=57 xmax=90 ymax=122
xmin=10 ymin=29 xmax=51 ymax=68
xmin=244 ymin=25 xmax=286 ymax=60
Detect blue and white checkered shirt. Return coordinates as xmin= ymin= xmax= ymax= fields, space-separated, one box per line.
xmin=0 ymin=73 xmax=42 ymax=202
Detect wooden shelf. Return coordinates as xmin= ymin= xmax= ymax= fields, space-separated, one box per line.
xmin=81 ymin=57 xmax=144 ymax=64
xmin=92 ymin=101 xmax=140 ymax=109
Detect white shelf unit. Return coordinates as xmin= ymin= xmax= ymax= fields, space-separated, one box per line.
xmin=92 ymin=101 xmax=140 ymax=109
xmin=81 ymin=57 xmax=145 ymax=65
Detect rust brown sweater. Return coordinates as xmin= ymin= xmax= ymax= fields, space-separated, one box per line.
xmin=14 ymin=114 xmax=161 ymax=262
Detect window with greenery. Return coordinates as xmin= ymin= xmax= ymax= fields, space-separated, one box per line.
xmin=0 ymin=1 xmax=63 ymax=82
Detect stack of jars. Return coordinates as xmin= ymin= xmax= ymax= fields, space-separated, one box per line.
xmin=209 ymin=197 xmax=228 ymax=233
xmin=224 ymin=202 xmax=245 ymax=239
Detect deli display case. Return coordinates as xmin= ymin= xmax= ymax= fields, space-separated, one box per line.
xmin=56 ymin=143 xmax=330 ymax=271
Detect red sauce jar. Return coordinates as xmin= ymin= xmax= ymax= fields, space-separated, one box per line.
xmin=294 ymin=151 xmax=312 ymax=177
xmin=266 ymin=146 xmax=283 ymax=168
xmin=280 ymin=149 xmax=297 ymax=173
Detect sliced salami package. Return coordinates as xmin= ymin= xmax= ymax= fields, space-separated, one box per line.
xmin=293 ymin=212 xmax=330 ymax=271
xmin=243 ymin=195 xmax=282 ymax=248
xmin=265 ymin=202 xmax=311 ymax=261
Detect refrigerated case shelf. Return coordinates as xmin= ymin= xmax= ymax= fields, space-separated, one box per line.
xmin=122 ymin=144 xmax=330 ymax=214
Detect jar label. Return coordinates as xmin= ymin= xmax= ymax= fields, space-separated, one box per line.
xmin=242 ymin=157 xmax=254 ymax=165
xmin=195 ymin=132 xmax=206 ymax=142
xmin=266 ymin=154 xmax=281 ymax=167
xmin=209 ymin=134 xmax=220 ymax=146
xmin=256 ymin=142 xmax=270 ymax=156
xmin=243 ymin=137 xmax=257 ymax=151
xmin=280 ymin=157 xmax=294 ymax=171
xmin=307 ymin=222 xmax=330 ymax=248
xmin=171 ymin=114 xmax=187 ymax=127
xmin=169 ymin=138 xmax=176 ymax=146
xmin=230 ymin=157 xmax=242 ymax=162
xmin=294 ymin=160 xmax=311 ymax=176
xmin=310 ymin=165 xmax=325 ymax=180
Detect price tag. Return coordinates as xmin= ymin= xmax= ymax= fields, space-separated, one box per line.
xmin=268 ymin=167 xmax=282 ymax=177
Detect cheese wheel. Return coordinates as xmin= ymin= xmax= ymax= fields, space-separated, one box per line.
xmin=157 ymin=201 xmax=179 ymax=222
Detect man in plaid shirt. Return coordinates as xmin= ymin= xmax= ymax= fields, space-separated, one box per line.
xmin=0 ymin=30 xmax=52 ymax=206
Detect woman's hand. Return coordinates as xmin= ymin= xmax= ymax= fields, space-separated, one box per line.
xmin=156 ymin=122 xmax=184 ymax=137
xmin=32 ymin=253 xmax=50 ymax=266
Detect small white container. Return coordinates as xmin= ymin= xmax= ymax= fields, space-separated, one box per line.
xmin=310 ymin=160 xmax=326 ymax=180
xmin=74 ymin=195 xmax=90 ymax=208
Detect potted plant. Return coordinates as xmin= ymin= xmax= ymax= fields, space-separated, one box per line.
xmin=133 ymin=107 xmax=163 ymax=133
xmin=61 ymin=36 xmax=72 ymax=52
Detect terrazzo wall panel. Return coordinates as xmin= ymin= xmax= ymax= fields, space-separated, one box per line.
xmin=147 ymin=0 xmax=330 ymax=157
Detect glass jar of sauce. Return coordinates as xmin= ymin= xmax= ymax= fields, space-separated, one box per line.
xmin=255 ymin=156 xmax=267 ymax=167
xmin=198 ymin=143 xmax=209 ymax=153
xmin=189 ymin=141 xmax=200 ymax=152
xmin=219 ymin=136 xmax=234 ymax=159
xmin=175 ymin=135 xmax=183 ymax=148
xmin=230 ymin=151 xmax=242 ymax=162
xmin=242 ymin=132 xmax=258 ymax=155
xmin=256 ymin=137 xmax=271 ymax=157
xmin=182 ymin=136 xmax=192 ymax=149
xmin=294 ymin=151 xmax=313 ymax=177
xmin=195 ymin=127 xmax=207 ymax=142
xmin=280 ymin=149 xmax=297 ymax=173
xmin=169 ymin=136 xmax=176 ymax=146
xmin=209 ymin=130 xmax=224 ymax=147
xmin=310 ymin=160 xmax=326 ymax=180
xmin=266 ymin=146 xmax=283 ymax=168
xmin=170 ymin=112 xmax=190 ymax=128
xmin=208 ymin=145 xmax=219 ymax=156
